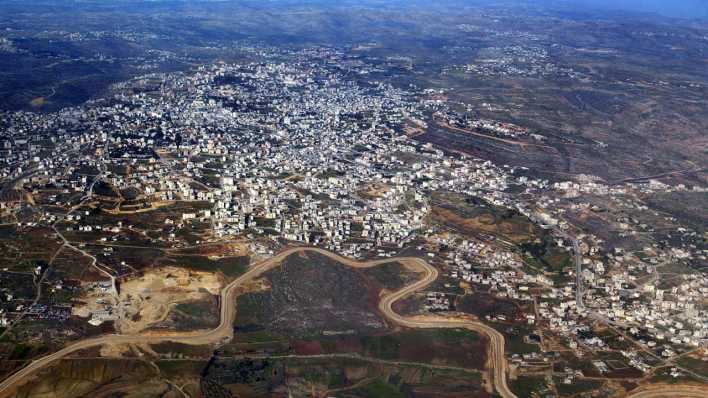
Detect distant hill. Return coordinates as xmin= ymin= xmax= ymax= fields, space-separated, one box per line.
xmin=551 ymin=0 xmax=708 ymax=20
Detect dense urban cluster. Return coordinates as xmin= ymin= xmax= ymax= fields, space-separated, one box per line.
xmin=0 ymin=46 xmax=706 ymax=387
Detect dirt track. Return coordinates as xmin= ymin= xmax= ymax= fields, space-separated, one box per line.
xmin=0 ymin=247 xmax=517 ymax=398
xmin=624 ymin=385 xmax=708 ymax=398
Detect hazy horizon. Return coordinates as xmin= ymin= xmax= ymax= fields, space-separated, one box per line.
xmin=2 ymin=0 xmax=708 ymax=20
xmin=565 ymin=0 xmax=708 ymax=19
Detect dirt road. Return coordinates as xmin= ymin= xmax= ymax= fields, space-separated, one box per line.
xmin=625 ymin=385 xmax=708 ymax=398
xmin=0 ymin=247 xmax=517 ymax=398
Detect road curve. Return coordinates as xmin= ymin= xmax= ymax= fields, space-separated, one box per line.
xmin=0 ymin=247 xmax=516 ymax=398
xmin=624 ymin=386 xmax=708 ymax=398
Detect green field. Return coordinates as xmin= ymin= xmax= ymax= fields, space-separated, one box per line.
xmin=510 ymin=375 xmax=548 ymax=397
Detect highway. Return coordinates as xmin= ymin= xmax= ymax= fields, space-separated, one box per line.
xmin=0 ymin=247 xmax=518 ymax=398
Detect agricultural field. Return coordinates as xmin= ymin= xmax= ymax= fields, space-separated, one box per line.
xmin=430 ymin=192 xmax=540 ymax=244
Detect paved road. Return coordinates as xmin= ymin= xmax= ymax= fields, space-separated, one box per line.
xmin=0 ymin=247 xmax=517 ymax=398
xmin=435 ymin=118 xmax=555 ymax=152
xmin=552 ymin=229 xmax=584 ymax=311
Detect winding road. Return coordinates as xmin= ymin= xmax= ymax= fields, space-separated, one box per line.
xmin=625 ymin=386 xmax=708 ymax=398
xmin=0 ymin=247 xmax=517 ymax=398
